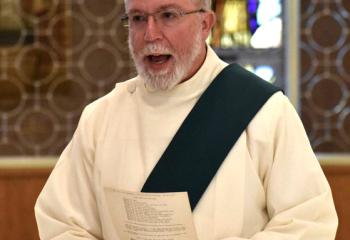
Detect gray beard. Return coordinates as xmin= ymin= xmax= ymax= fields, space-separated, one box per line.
xmin=128 ymin=33 xmax=202 ymax=91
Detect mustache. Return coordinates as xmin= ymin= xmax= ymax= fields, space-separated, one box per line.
xmin=140 ymin=44 xmax=173 ymax=56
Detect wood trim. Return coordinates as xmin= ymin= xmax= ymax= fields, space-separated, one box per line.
xmin=322 ymin=165 xmax=350 ymax=175
xmin=0 ymin=168 xmax=52 ymax=178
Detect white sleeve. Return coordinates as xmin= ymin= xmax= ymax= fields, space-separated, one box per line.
xmin=35 ymin=105 xmax=102 ymax=240
xmin=223 ymin=93 xmax=338 ymax=240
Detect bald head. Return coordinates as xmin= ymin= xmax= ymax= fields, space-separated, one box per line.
xmin=193 ymin=0 xmax=212 ymax=9
xmin=124 ymin=0 xmax=212 ymax=10
xmin=172 ymin=0 xmax=212 ymax=9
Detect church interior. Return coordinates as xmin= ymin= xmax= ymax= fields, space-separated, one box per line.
xmin=0 ymin=0 xmax=349 ymax=239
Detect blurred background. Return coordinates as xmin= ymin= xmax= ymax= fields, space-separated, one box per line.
xmin=0 ymin=0 xmax=349 ymax=239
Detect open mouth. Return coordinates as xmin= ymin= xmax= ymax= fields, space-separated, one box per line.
xmin=146 ymin=54 xmax=172 ymax=64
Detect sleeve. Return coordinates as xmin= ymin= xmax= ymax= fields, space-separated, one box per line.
xmin=34 ymin=105 xmax=103 ymax=240
xmin=223 ymin=94 xmax=338 ymax=240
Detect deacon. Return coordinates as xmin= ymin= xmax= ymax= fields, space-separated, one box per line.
xmin=35 ymin=0 xmax=338 ymax=239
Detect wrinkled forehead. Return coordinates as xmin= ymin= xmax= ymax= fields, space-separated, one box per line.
xmin=124 ymin=0 xmax=200 ymax=12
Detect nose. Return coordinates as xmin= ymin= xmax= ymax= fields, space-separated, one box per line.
xmin=144 ymin=16 xmax=163 ymax=42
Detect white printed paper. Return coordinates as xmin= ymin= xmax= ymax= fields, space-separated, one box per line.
xmin=104 ymin=189 xmax=198 ymax=240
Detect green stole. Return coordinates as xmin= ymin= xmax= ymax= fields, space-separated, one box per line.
xmin=141 ymin=64 xmax=281 ymax=210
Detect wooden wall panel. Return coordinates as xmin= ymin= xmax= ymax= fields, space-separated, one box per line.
xmin=0 ymin=165 xmax=349 ymax=240
xmin=323 ymin=165 xmax=350 ymax=240
xmin=0 ymin=168 xmax=50 ymax=240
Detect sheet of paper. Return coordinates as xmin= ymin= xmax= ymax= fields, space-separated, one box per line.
xmin=104 ymin=189 xmax=198 ymax=240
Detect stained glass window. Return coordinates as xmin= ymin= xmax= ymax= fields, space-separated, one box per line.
xmin=210 ymin=0 xmax=283 ymax=49
xmin=211 ymin=0 xmax=284 ymax=89
xmin=245 ymin=64 xmax=276 ymax=83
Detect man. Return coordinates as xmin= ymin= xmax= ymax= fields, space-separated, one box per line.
xmin=35 ymin=0 xmax=338 ymax=239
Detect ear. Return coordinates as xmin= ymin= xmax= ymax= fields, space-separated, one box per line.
xmin=201 ymin=10 xmax=216 ymax=39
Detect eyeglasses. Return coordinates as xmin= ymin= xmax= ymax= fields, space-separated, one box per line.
xmin=121 ymin=8 xmax=206 ymax=29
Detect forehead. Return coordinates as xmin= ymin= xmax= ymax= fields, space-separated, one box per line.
xmin=125 ymin=0 xmax=197 ymax=12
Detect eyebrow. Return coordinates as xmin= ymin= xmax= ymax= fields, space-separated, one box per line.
xmin=128 ymin=4 xmax=182 ymax=14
